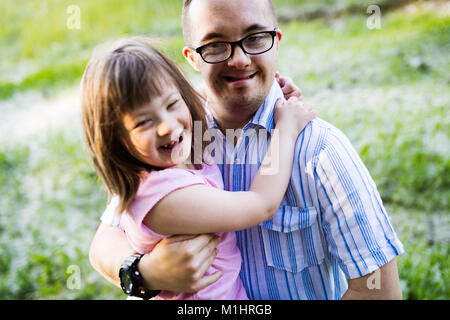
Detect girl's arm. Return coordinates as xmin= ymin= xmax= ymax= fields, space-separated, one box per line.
xmin=146 ymin=98 xmax=317 ymax=235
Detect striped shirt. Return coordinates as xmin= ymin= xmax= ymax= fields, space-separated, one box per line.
xmin=203 ymin=80 xmax=404 ymax=299
xmin=101 ymin=80 xmax=404 ymax=300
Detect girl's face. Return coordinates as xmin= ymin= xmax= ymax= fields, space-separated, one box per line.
xmin=122 ymin=83 xmax=193 ymax=169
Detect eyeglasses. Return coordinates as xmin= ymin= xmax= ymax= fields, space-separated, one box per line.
xmin=193 ymin=28 xmax=278 ymax=64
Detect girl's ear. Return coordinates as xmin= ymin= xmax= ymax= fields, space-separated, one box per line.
xmin=183 ymin=47 xmax=200 ymax=72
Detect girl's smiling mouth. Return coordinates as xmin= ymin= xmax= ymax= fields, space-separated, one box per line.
xmin=159 ymin=135 xmax=183 ymax=152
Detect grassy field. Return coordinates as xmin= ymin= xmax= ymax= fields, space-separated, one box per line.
xmin=0 ymin=0 xmax=449 ymax=299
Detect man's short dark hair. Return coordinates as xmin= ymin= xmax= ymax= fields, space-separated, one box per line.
xmin=181 ymin=0 xmax=194 ymax=45
xmin=182 ymin=0 xmax=277 ymax=46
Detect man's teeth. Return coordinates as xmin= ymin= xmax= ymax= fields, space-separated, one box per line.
xmin=233 ymin=76 xmax=251 ymax=80
xmin=226 ymin=73 xmax=255 ymax=81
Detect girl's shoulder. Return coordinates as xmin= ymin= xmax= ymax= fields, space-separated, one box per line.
xmin=139 ymin=161 xmax=223 ymax=195
xmin=140 ymin=166 xmax=201 ymax=186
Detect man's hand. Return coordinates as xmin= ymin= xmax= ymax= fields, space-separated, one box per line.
xmin=342 ymin=258 xmax=403 ymax=300
xmin=139 ymin=234 xmax=222 ymax=293
xmin=276 ymin=72 xmax=303 ymax=100
xmin=89 ymin=223 xmax=221 ymax=293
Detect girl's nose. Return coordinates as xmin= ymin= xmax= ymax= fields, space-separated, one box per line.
xmin=157 ymin=121 xmax=172 ymax=136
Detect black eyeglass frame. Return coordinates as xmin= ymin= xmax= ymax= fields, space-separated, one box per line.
xmin=193 ymin=28 xmax=278 ymax=64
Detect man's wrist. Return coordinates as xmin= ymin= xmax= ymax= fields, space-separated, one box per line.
xmin=137 ymin=252 xmax=159 ymax=291
xmin=114 ymin=254 xmax=131 ymax=288
xmin=119 ymin=253 xmax=161 ymax=299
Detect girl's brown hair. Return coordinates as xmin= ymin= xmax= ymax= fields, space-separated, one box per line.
xmin=81 ymin=37 xmax=207 ymax=213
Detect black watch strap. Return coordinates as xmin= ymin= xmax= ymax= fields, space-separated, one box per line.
xmin=119 ymin=253 xmax=161 ymax=300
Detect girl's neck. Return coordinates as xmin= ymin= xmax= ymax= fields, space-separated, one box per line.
xmin=173 ymin=162 xmax=202 ymax=171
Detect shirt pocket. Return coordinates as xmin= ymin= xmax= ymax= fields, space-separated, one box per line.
xmin=259 ymin=205 xmax=325 ymax=273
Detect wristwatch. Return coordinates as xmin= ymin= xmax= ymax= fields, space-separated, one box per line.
xmin=119 ymin=253 xmax=161 ymax=299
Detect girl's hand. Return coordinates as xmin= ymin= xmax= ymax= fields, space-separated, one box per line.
xmin=274 ymin=96 xmax=317 ymax=139
xmin=276 ymin=72 xmax=303 ymax=100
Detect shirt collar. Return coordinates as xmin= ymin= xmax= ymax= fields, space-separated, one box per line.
xmin=205 ymin=79 xmax=283 ymax=135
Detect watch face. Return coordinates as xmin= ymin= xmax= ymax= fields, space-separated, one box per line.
xmin=119 ymin=268 xmax=133 ymax=293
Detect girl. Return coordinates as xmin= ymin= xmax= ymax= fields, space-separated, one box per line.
xmin=81 ymin=37 xmax=316 ymax=300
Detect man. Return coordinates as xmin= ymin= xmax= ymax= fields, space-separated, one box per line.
xmin=90 ymin=0 xmax=404 ymax=299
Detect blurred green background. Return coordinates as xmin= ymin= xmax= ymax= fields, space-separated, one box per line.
xmin=0 ymin=0 xmax=449 ymax=299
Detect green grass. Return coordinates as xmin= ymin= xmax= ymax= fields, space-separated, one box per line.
xmin=279 ymin=9 xmax=450 ymax=89
xmin=0 ymin=0 xmax=185 ymax=99
xmin=0 ymin=0 xmax=448 ymax=299
xmin=0 ymin=132 xmax=122 ymax=299
xmin=278 ymin=7 xmax=450 ymax=211
xmin=390 ymin=206 xmax=449 ymax=299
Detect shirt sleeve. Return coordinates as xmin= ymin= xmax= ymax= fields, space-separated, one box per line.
xmin=100 ymin=195 xmax=122 ymax=227
xmin=130 ymin=168 xmax=207 ymax=229
xmin=99 ymin=169 xmax=206 ymax=228
xmin=315 ymin=127 xmax=404 ymax=279
xmin=118 ymin=168 xmax=208 ymax=254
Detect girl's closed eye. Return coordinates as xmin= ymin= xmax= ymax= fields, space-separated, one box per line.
xmin=167 ymin=99 xmax=179 ymax=110
xmin=135 ymin=118 xmax=153 ymax=129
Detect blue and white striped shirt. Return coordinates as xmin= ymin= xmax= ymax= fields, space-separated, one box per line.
xmin=203 ymin=80 xmax=404 ymax=300
xmin=102 ymin=80 xmax=404 ymax=300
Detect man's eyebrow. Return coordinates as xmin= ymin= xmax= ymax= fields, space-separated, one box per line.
xmin=243 ymin=24 xmax=269 ymax=34
xmin=200 ymin=32 xmax=226 ymax=44
xmin=200 ymin=24 xmax=271 ymax=44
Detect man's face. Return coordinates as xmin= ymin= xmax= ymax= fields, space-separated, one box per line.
xmin=185 ymin=0 xmax=281 ymax=115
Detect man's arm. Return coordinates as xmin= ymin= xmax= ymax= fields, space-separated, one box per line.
xmin=313 ymin=122 xmax=405 ymax=300
xmin=342 ymin=258 xmax=402 ymax=300
xmin=89 ymin=222 xmax=222 ymax=292
xmin=89 ymin=222 xmax=133 ymax=288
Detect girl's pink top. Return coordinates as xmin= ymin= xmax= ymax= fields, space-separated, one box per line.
xmin=119 ymin=162 xmax=248 ymax=300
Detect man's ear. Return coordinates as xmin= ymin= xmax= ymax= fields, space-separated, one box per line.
xmin=183 ymin=47 xmax=200 ymax=72
xmin=276 ymin=29 xmax=283 ymax=43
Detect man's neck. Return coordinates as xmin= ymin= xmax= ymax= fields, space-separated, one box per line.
xmin=212 ymin=111 xmax=252 ymax=133
xmin=207 ymin=98 xmax=261 ymax=133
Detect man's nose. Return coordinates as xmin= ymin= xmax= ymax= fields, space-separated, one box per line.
xmin=227 ymin=45 xmax=251 ymax=69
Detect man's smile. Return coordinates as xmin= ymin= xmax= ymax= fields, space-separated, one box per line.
xmin=223 ymin=71 xmax=258 ymax=86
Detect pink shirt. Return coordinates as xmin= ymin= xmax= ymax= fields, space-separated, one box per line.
xmin=119 ymin=162 xmax=248 ymax=300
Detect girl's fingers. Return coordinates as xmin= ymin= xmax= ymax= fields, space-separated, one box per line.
xmin=276 ymin=73 xmax=303 ymax=102
xmin=284 ymin=88 xmax=302 ymax=100
xmin=288 ymin=88 xmax=302 ymax=98
xmin=275 ymin=73 xmax=286 ymax=88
